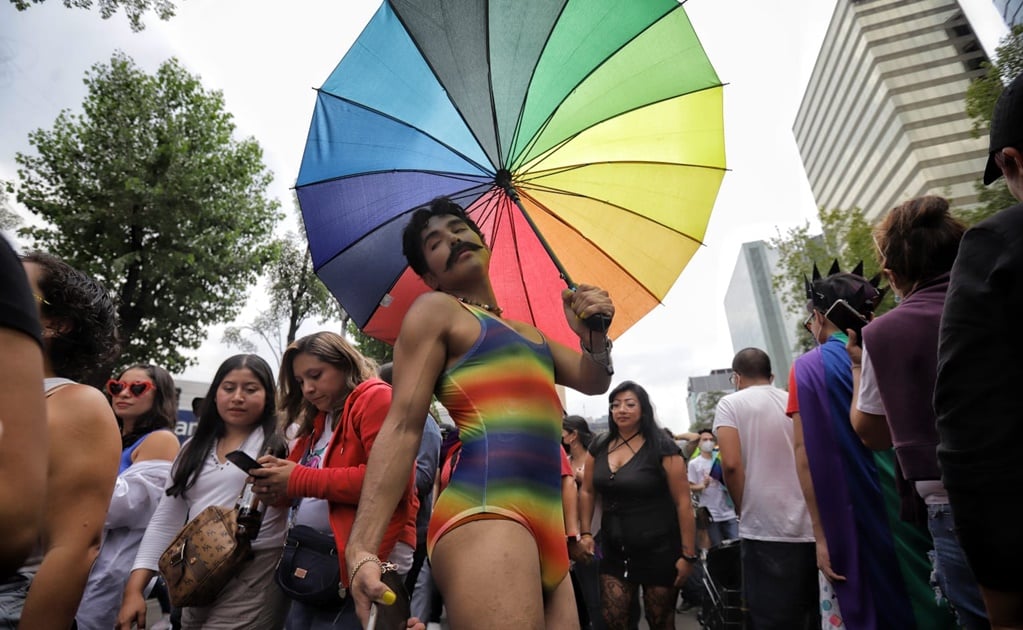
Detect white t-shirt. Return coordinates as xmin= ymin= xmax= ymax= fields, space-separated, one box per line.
xmin=294 ymin=416 xmax=334 ymax=533
xmin=713 ymin=385 xmax=814 ymax=542
xmin=856 ymin=344 xmax=885 ymax=415
xmin=688 ymin=453 xmax=736 ymax=522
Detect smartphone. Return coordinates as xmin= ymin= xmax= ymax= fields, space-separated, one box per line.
xmin=225 ymin=449 xmax=262 ymax=472
xmin=825 ymin=298 xmax=869 ymax=344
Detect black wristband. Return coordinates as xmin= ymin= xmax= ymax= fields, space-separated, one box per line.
xmin=681 ymin=553 xmax=699 ymax=563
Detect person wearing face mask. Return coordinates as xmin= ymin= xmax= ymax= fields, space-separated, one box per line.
xmin=714 ymin=348 xmax=818 ymax=630
xmin=687 ymin=430 xmax=737 ymax=549
xmin=788 ymin=263 xmax=956 ymax=630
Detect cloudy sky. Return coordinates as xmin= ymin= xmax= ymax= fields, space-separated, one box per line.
xmin=0 ymin=0 xmax=1008 ymax=430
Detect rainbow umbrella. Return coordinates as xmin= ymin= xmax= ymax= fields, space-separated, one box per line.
xmin=296 ymin=0 xmax=725 ymax=347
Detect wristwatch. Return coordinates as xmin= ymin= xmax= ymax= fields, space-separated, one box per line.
xmin=681 ymin=552 xmax=699 ymax=563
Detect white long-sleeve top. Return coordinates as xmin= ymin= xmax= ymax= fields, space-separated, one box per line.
xmin=132 ymin=429 xmax=287 ymax=572
xmin=77 ymin=458 xmax=172 ymax=630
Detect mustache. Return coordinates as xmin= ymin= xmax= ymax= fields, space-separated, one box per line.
xmin=446 ymin=241 xmax=483 ymax=270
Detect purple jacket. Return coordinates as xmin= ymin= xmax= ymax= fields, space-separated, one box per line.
xmin=861 ymin=274 xmax=949 ymax=481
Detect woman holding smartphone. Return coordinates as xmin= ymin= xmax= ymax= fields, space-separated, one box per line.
xmin=116 ymin=354 xmax=288 ymax=630
xmin=249 ymin=331 xmax=418 ymax=630
xmin=76 ymin=364 xmax=180 ymax=629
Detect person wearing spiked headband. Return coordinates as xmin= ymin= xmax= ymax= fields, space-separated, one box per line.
xmin=786 ymin=261 xmax=957 ymax=630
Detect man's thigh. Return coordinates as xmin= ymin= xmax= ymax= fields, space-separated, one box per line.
xmin=741 ymin=539 xmax=819 ymax=630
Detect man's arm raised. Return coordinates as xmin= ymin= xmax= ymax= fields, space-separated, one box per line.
xmin=550 ymin=284 xmax=615 ymax=395
xmin=345 ymin=293 xmax=451 ymax=626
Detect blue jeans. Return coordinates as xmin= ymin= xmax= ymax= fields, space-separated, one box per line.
xmin=927 ymin=503 xmax=989 ymax=630
xmin=707 ymin=518 xmax=739 ymax=548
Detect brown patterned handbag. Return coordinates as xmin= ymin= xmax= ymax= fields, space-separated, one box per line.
xmin=158 ymin=499 xmax=260 ymax=607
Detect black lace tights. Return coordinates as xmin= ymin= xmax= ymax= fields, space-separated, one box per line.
xmin=599 ymin=574 xmax=678 ymax=630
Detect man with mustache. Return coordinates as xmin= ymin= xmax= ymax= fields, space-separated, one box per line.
xmin=345 ymin=196 xmax=618 ymax=630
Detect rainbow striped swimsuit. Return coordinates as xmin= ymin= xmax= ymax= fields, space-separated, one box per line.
xmin=426 ymin=303 xmax=569 ymax=591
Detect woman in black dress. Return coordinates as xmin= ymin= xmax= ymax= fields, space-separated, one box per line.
xmin=578 ymin=381 xmax=697 ymax=630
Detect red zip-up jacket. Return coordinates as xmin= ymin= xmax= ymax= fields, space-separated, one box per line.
xmin=286 ymin=378 xmax=418 ymax=584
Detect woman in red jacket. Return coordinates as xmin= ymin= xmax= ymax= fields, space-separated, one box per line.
xmin=250 ymin=331 xmax=417 ymax=629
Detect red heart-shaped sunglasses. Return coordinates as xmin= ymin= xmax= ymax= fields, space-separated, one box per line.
xmin=106 ymin=379 xmax=156 ymax=397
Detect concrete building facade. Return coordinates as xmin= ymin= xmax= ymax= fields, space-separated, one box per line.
xmin=794 ymin=0 xmax=990 ymax=221
xmin=724 ymin=240 xmax=802 ymax=388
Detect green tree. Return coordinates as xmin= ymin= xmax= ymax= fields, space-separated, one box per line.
xmin=13 ymin=52 xmax=281 ymax=373
xmin=10 ymin=0 xmax=176 ymax=31
xmin=0 ymin=186 xmax=19 ymax=231
xmin=770 ymin=206 xmax=895 ymax=352
xmin=963 ymin=24 xmax=1023 ymax=225
xmin=345 ymin=320 xmax=393 ymax=366
xmin=692 ymin=389 xmax=726 ymax=432
xmin=223 ymin=218 xmax=344 ymax=366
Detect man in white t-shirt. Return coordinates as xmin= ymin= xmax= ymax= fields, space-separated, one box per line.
xmin=714 ymin=347 xmax=819 ymax=630
xmin=687 ymin=430 xmax=737 ymax=548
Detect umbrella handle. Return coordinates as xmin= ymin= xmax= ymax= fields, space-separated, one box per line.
xmin=583 ymin=312 xmax=612 ymax=333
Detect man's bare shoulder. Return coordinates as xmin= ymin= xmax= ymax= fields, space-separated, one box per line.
xmin=47 ymin=384 xmax=119 ymax=440
xmin=404 ymin=291 xmax=462 ymax=328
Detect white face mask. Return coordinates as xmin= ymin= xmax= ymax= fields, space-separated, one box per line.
xmin=700 ymin=440 xmax=715 ymax=453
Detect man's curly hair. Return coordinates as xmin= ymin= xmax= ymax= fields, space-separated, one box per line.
xmin=22 ymin=252 xmax=121 ymax=383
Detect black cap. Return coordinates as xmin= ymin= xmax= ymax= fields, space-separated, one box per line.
xmin=984 ymin=72 xmax=1023 ymax=185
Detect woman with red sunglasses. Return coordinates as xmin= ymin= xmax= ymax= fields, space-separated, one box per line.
xmin=76 ymin=364 xmax=180 ymax=630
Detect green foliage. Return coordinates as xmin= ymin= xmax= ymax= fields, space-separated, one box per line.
xmin=345 ymin=320 xmax=393 ymax=366
xmin=0 ymin=186 xmax=19 ymax=231
xmin=963 ymin=24 xmax=1023 ymax=225
xmin=10 ymin=0 xmax=176 ymax=31
xmin=13 ymin=52 xmax=281 ymax=373
xmin=223 ymin=208 xmax=344 ymax=365
xmin=692 ymin=389 xmax=726 ymax=432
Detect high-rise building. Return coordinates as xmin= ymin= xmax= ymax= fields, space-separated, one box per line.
xmin=794 ymin=0 xmax=990 ymax=221
xmin=724 ymin=241 xmax=802 ymax=386
xmin=992 ymin=0 xmax=1023 ymax=25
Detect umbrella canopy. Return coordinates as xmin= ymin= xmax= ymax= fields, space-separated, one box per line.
xmin=296 ymin=0 xmax=725 ymax=348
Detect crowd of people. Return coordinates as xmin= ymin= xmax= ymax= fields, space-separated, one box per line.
xmin=1 ymin=73 xmax=1022 ymax=630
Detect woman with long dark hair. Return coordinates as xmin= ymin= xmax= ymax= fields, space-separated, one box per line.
xmin=248 ymin=331 xmax=417 ymax=630
xmin=563 ymin=415 xmax=604 ymax=630
xmin=579 ymin=381 xmax=696 ymax=630
xmin=116 ymin=354 xmax=288 ymax=630
xmin=562 ymin=415 xmax=594 ymax=486
xmin=77 ymin=364 xmax=180 ymax=629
